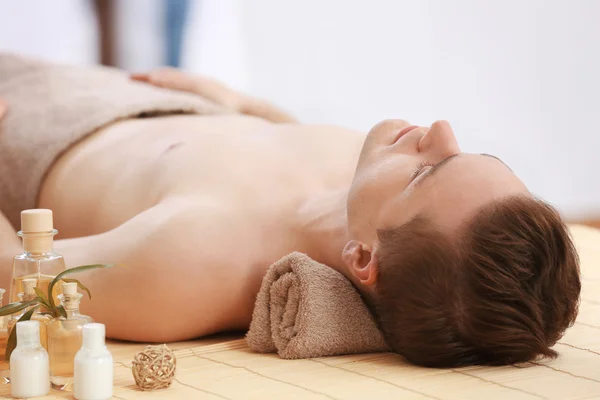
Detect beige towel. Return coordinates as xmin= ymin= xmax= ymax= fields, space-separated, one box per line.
xmin=246 ymin=252 xmax=389 ymax=359
xmin=0 ymin=53 xmax=227 ymax=229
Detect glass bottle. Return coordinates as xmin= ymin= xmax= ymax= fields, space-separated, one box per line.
xmin=0 ymin=288 xmax=7 ymax=360
xmin=0 ymin=288 xmax=9 ymax=383
xmin=10 ymin=209 xmax=66 ymax=305
xmin=47 ymin=282 xmax=93 ymax=391
xmin=7 ymin=278 xmax=52 ymax=350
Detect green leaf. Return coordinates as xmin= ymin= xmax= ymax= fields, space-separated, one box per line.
xmin=36 ymin=298 xmax=53 ymax=315
xmin=56 ymin=305 xmax=67 ymax=318
xmin=33 ymin=287 xmax=48 ymax=303
xmin=5 ymin=307 xmax=36 ymax=362
xmin=33 ymin=287 xmax=52 ymax=310
xmin=0 ymin=300 xmax=39 ymax=317
xmin=62 ymin=278 xmax=92 ymax=300
xmin=48 ymin=264 xmax=113 ymax=309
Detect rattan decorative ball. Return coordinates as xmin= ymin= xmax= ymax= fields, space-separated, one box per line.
xmin=132 ymin=344 xmax=177 ymax=391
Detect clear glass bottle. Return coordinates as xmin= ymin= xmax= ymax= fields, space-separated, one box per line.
xmin=7 ymin=278 xmax=52 ymax=350
xmin=0 ymin=288 xmax=9 ymax=384
xmin=10 ymin=209 xmax=66 ymax=305
xmin=47 ymin=282 xmax=93 ymax=391
xmin=0 ymin=288 xmax=7 ymax=359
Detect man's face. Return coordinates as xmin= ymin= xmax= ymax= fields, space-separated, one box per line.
xmin=347 ymin=120 xmax=530 ymax=243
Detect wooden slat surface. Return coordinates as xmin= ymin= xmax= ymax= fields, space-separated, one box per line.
xmin=1 ymin=225 xmax=599 ymax=400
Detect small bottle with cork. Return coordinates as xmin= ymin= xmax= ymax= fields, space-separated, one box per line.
xmin=47 ymin=281 xmax=93 ymax=390
xmin=10 ymin=209 xmax=66 ymax=304
xmin=0 ymin=288 xmax=9 ymax=383
xmin=7 ymin=278 xmax=52 ymax=349
xmin=0 ymin=288 xmax=7 ymax=358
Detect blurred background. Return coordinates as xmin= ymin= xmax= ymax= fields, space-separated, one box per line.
xmin=1 ymin=0 xmax=598 ymax=224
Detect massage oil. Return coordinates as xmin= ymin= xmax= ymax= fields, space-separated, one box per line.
xmin=47 ymin=282 xmax=93 ymax=391
xmin=0 ymin=288 xmax=8 ymax=383
xmin=7 ymin=279 xmax=52 ymax=350
xmin=0 ymin=288 xmax=7 ymax=359
xmin=12 ymin=274 xmax=63 ymax=306
xmin=10 ymin=209 xmax=66 ymax=304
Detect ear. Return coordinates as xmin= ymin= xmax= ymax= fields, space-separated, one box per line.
xmin=342 ymin=240 xmax=379 ymax=287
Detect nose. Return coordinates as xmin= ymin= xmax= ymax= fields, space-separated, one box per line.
xmin=418 ymin=120 xmax=460 ymax=157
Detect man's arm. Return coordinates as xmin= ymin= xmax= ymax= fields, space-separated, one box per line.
xmin=131 ymin=68 xmax=298 ymax=123
xmin=52 ymin=201 xmax=251 ymax=343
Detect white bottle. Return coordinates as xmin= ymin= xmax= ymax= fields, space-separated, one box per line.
xmin=10 ymin=320 xmax=50 ymax=398
xmin=74 ymin=323 xmax=113 ymax=400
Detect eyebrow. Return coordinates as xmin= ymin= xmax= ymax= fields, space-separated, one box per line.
xmin=413 ymin=153 xmax=510 ymax=188
xmin=480 ymin=153 xmax=512 ymax=171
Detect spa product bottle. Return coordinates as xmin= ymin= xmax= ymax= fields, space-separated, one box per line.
xmin=47 ymin=282 xmax=93 ymax=390
xmin=7 ymin=278 xmax=52 ymax=349
xmin=10 ymin=320 xmax=50 ymax=398
xmin=0 ymin=288 xmax=9 ymax=383
xmin=10 ymin=209 xmax=66 ymax=304
xmin=74 ymin=323 xmax=113 ymax=400
xmin=0 ymin=288 xmax=7 ymax=360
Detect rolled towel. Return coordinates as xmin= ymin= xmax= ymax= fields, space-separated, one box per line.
xmin=246 ymin=252 xmax=389 ymax=358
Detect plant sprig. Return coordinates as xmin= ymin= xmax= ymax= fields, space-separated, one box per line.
xmin=0 ymin=264 xmax=113 ymax=361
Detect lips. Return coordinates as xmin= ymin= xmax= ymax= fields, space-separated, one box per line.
xmin=394 ymin=125 xmax=419 ymax=143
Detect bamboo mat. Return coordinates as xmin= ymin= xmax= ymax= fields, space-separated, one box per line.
xmin=1 ymin=224 xmax=599 ymax=400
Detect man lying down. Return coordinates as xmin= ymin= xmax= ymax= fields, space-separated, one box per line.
xmin=0 ymin=54 xmax=580 ymax=367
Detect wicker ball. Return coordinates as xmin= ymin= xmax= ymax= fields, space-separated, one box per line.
xmin=132 ymin=344 xmax=177 ymax=391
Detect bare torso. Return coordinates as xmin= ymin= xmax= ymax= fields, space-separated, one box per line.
xmin=36 ymin=114 xmax=365 ymax=340
xmin=40 ymin=115 xmax=363 ymax=237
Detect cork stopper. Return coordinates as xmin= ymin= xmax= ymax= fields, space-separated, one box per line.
xmin=19 ymin=209 xmax=57 ymax=253
xmin=20 ymin=209 xmax=53 ymax=233
xmin=23 ymin=278 xmax=37 ymax=296
xmin=59 ymin=282 xmax=82 ymax=311
xmin=62 ymin=282 xmax=78 ymax=295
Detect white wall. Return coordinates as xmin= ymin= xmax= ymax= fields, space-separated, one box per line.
xmin=182 ymin=0 xmax=250 ymax=91
xmin=187 ymin=0 xmax=600 ymax=219
xmin=0 ymin=0 xmax=98 ymax=65
xmin=1 ymin=0 xmax=599 ymax=219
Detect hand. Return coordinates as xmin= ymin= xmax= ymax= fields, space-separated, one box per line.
xmin=131 ymin=67 xmax=206 ymax=94
xmin=131 ymin=68 xmax=297 ymax=123
xmin=131 ymin=68 xmax=241 ymax=110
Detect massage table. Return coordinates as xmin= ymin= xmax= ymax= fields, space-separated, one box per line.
xmin=1 ymin=224 xmax=598 ymax=400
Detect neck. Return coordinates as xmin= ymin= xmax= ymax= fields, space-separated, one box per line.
xmin=293 ymin=189 xmax=350 ymax=275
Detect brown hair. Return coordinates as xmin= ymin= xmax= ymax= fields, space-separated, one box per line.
xmin=367 ymin=195 xmax=581 ymax=368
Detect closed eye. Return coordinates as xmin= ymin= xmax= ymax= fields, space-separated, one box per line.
xmin=410 ymin=154 xmax=461 ymax=188
xmin=409 ymin=153 xmax=509 ymax=190
xmin=409 ymin=161 xmax=435 ymax=182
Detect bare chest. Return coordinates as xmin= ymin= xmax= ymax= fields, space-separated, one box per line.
xmin=40 ymin=115 xmax=364 ymax=237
